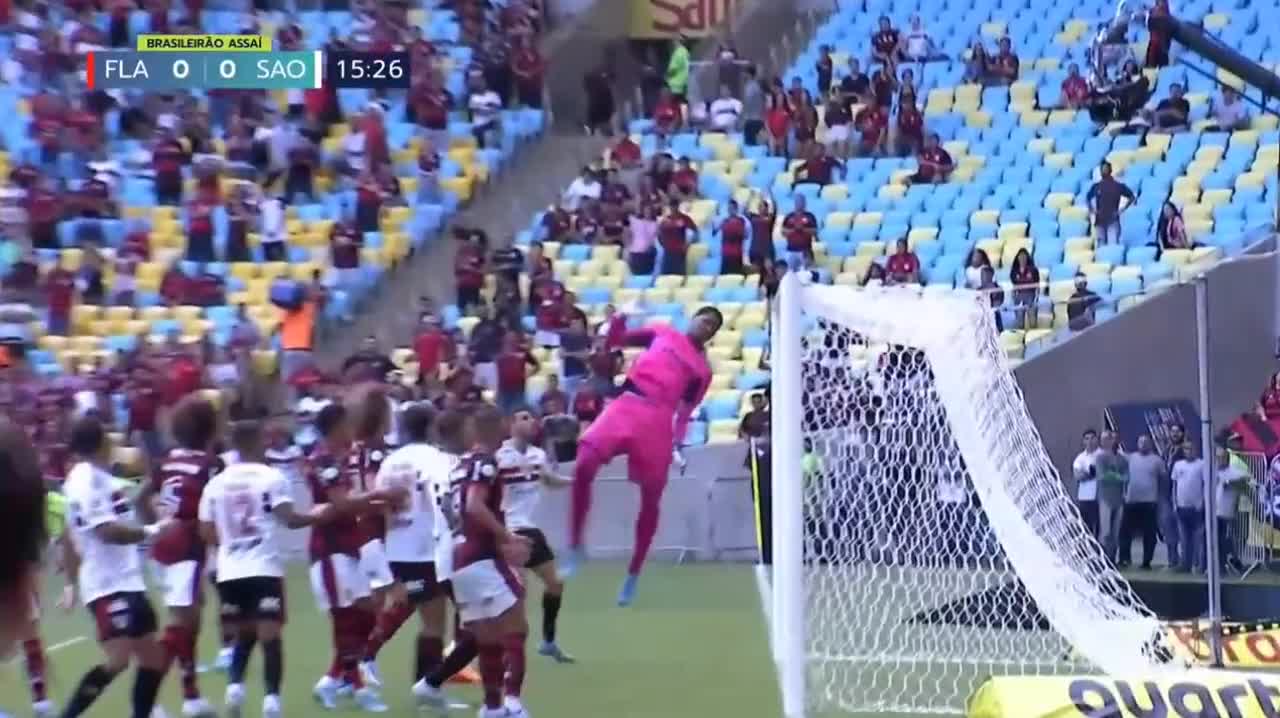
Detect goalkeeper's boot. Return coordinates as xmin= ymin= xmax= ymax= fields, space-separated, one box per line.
xmin=617 ymin=573 xmax=639 ymax=607
xmin=558 ymin=547 xmax=585 ymax=580
xmin=538 ymin=641 xmax=576 ymax=663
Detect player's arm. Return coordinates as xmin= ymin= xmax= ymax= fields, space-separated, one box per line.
xmin=274 ymin=499 xmax=333 ymax=529
xmin=197 ymin=489 xmax=218 ymax=546
xmin=465 ymin=481 xmax=529 ymax=564
xmin=539 ymin=461 xmax=572 ymax=487
xmin=134 ymin=470 xmax=161 ymax=524
xmin=58 ymin=530 xmax=81 ymax=609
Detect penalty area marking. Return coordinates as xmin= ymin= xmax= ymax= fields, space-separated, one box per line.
xmin=7 ymin=635 xmax=86 ymax=664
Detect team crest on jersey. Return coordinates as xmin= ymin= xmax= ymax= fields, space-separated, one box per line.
xmin=320 ymin=466 xmax=340 ymax=481
xmin=371 ymin=450 xmax=385 ymax=463
xmin=479 ymin=462 xmax=496 ymax=478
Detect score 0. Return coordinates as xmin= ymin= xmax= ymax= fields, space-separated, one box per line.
xmin=172 ymin=56 xmax=238 ymax=83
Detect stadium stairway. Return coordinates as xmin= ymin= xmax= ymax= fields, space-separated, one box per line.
xmin=312 ymin=133 xmax=609 ymax=368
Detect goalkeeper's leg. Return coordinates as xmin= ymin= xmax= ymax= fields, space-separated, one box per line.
xmin=566 ymin=403 xmax=631 ymax=578
xmin=617 ymin=439 xmax=674 ymax=607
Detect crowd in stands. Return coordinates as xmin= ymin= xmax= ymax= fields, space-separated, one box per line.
xmin=0 ymin=0 xmax=550 ymax=478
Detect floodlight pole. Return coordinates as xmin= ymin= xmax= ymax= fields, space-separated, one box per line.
xmin=1196 ymin=276 xmax=1225 ymax=667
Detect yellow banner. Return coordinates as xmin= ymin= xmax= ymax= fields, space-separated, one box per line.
xmin=627 ymin=0 xmax=743 ymax=39
xmin=137 ymin=34 xmax=271 ymax=51
xmin=969 ymin=673 xmax=1280 ymax=717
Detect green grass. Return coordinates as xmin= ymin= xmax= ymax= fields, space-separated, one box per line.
xmin=4 ymin=562 xmax=797 ymax=718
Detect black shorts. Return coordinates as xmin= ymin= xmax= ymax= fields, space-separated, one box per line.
xmin=88 ymin=591 xmax=158 ymax=642
xmin=217 ymin=576 xmax=287 ymax=623
xmin=390 ymin=561 xmax=443 ymax=605
xmin=515 ymin=528 xmax=555 ymax=568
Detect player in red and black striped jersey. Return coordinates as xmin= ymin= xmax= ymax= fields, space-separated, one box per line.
xmin=442 ymin=406 xmax=533 ymax=718
xmin=134 ymin=395 xmax=222 ymax=718
xmin=306 ymin=402 xmax=398 ymax=713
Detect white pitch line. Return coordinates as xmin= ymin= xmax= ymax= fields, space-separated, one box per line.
xmin=5 ymin=634 xmax=86 ymax=665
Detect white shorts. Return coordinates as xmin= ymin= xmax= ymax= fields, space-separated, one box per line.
xmin=310 ymin=554 xmax=372 ymax=611
xmin=451 ymin=559 xmax=523 ymax=625
xmin=534 ymin=330 xmax=560 ymax=348
xmin=359 ymin=540 xmax=395 ymax=591
xmin=825 ymin=125 xmax=851 ymax=143
xmin=160 ymin=560 xmax=205 ymax=608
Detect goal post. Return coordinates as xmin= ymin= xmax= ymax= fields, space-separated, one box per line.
xmin=768 ymin=273 xmax=1185 ymax=717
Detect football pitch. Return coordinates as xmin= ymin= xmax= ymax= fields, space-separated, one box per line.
xmin=4 ymin=562 xmax=896 ymax=718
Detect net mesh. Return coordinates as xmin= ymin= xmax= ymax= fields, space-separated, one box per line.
xmin=792 ymin=283 xmax=1184 ymax=715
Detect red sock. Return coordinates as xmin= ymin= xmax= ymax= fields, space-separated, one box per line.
xmin=502 ymin=633 xmax=527 ymax=698
xmin=332 ymin=607 xmax=365 ymax=689
xmin=23 ymin=638 xmax=46 ymax=702
xmin=363 ymin=603 xmax=411 ymax=661
xmin=163 ymin=625 xmax=200 ymax=700
xmin=327 ymin=611 xmax=345 ymax=679
xmin=477 ymin=642 xmax=505 ymax=710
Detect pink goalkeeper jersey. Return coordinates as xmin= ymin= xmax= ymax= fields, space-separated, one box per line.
xmin=621 ymin=325 xmax=713 ymax=441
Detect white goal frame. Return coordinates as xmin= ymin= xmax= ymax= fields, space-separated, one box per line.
xmin=767 ymin=273 xmax=1183 ymax=718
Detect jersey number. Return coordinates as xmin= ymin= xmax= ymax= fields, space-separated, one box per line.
xmin=225 ymin=492 xmax=261 ymax=540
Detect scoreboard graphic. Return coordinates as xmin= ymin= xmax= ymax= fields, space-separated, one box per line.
xmin=86 ymin=34 xmax=410 ymax=91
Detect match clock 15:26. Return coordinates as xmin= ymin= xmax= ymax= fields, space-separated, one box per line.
xmin=325 ymin=51 xmax=411 ymax=89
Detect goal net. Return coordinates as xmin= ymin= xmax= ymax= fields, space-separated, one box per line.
xmin=769 ymin=277 xmax=1185 ymax=717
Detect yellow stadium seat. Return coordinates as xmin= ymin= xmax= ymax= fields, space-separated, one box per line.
xmin=1046 ymin=109 xmax=1075 ymax=125
xmin=684 ymin=275 xmax=714 ymax=291
xmin=1065 ymin=249 xmax=1094 ymax=266
xmin=853 ymin=211 xmax=883 ymax=227
xmin=1020 ymin=110 xmax=1048 ymax=128
xmin=971 ymin=209 xmax=1000 ymax=226
xmin=1027 ymin=137 xmax=1055 ymax=154
xmin=855 ymin=241 xmax=886 ymax=257
xmin=820 ymin=184 xmax=849 ymax=202
xmin=654 ymin=275 xmax=684 ymax=290
xmin=907 ymin=228 xmax=938 ymax=245
xmin=965 ymin=110 xmax=992 ymax=128
xmin=715 ymin=274 xmax=745 ymax=289
xmin=997 ymin=223 xmax=1028 ymax=241
xmin=644 ymin=288 xmax=673 ymax=304
xmin=1058 ymin=206 xmax=1089 ymax=223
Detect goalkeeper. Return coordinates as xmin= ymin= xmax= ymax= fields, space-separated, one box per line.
xmin=562 ymin=307 xmax=722 ymax=606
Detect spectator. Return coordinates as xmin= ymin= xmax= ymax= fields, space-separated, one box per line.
xmin=1119 ymin=435 xmax=1164 ymax=569
xmin=342 ymin=334 xmax=395 ymax=381
xmin=540 ymin=390 xmax=580 ymax=462
xmin=597 ymin=304 xmax=628 ymax=351
xmin=1257 ymin=372 xmax=1280 ymax=421
xmin=1066 ymin=273 xmax=1102 ymax=330
xmin=652 ymin=88 xmax=684 ymax=142
xmin=43 ymin=264 xmax=76 ymax=336
xmin=1146 ymin=0 xmax=1173 ymax=67
xmin=708 ymin=85 xmax=744 ymax=133
xmin=587 ymin=335 xmax=621 ymax=394
xmin=870 ymin=63 xmax=897 ymax=109
xmin=962 ymin=247 xmax=992 ymax=289
xmin=739 ymin=393 xmax=770 ymax=439
xmin=329 ymin=219 xmax=363 ymax=289
xmin=900 ymin=15 xmax=943 ymax=62
xmin=815 ymin=45 xmax=835 ymax=96
xmin=1155 ymin=200 xmax=1194 ymax=255
xmin=963 ymin=38 xmax=990 ymax=84
xmin=657 ymin=198 xmax=696 ymax=275
xmin=1147 ymin=83 xmax=1190 ymax=131
xmin=895 ymin=88 xmax=925 ymax=156
xmin=871 ymin=16 xmax=901 ymax=68
xmin=791 ymin=92 xmax=819 ymax=159
xmin=563 ymin=165 xmax=602 ymax=211
xmin=511 ymin=35 xmax=545 ymax=108
xmin=782 ymin=195 xmax=818 ymax=266
xmin=571 ymin=199 xmax=602 ymax=244
xmin=1073 ymin=428 xmax=1102 ymax=538
xmin=258 ymin=195 xmax=288 ymax=262
xmin=538 ymin=373 xmax=568 ymax=416
xmin=581 ymin=61 xmax=615 ymax=135
xmin=1061 ymin=63 xmax=1092 ymax=109
xmin=558 ymin=312 xmax=591 ymax=397
xmin=977 ymin=265 xmax=1004 ymax=331
xmin=839 ymin=60 xmax=872 ymax=108
xmin=495 ymin=332 xmax=539 ymax=413
xmin=742 ymin=66 xmax=767 ymax=146
xmin=571 ymin=384 xmax=603 ymax=424
xmin=822 ymin=91 xmax=853 ymax=158
xmin=910 ymin=133 xmax=954 ymax=184
xmin=748 ymin=199 xmax=778 ymax=270
xmin=1009 ymin=248 xmax=1040 ymax=329
xmin=716 ymin=199 xmax=750 ymax=275
xmin=794 ymin=143 xmax=844 ymax=187
xmin=1215 ymin=446 xmax=1250 ymax=573
xmin=666 ymin=33 xmax=692 ymax=102
xmin=885 ymin=238 xmax=921 ymax=285
xmin=1086 ymin=161 xmax=1135 ymax=245
xmin=466 ymin=76 xmax=502 ymax=149
xmin=988 ymin=37 xmax=1019 ymax=85
xmin=454 ymin=233 xmax=486 ymax=313
xmin=856 ymin=100 xmax=890 ymax=157
xmin=670 ymin=157 xmax=700 ymax=200
xmin=764 ymin=93 xmax=791 ymax=157
xmin=627 ymin=203 xmax=660 ymax=275
xmin=1170 ymin=441 xmax=1206 ymax=572
xmin=1207 ymin=86 xmax=1250 ymax=132
xmin=468 ymin=304 xmax=506 ymax=390
xmin=414 ymin=314 xmax=453 ymax=390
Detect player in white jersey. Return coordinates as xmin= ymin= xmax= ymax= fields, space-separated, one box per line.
xmin=199 ymin=418 xmax=331 ymax=718
xmin=58 ymin=416 xmax=170 ymax=718
xmin=412 ymin=407 xmax=486 ymax=709
xmin=362 ymin=403 xmax=455 ymax=702
xmin=498 ymin=408 xmax=575 ymax=663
